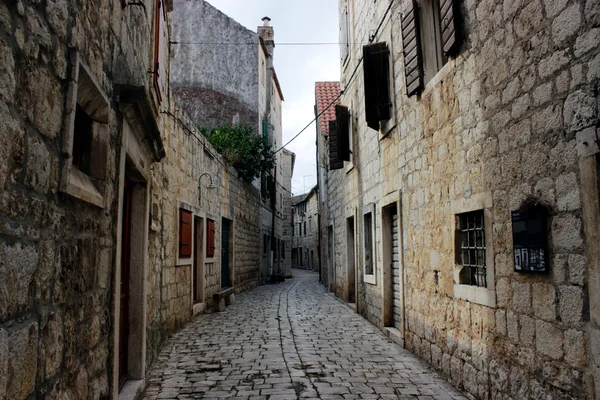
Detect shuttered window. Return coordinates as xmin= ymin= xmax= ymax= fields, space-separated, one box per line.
xmin=335 ymin=105 xmax=351 ymax=161
xmin=440 ymin=0 xmax=457 ymax=54
xmin=340 ymin=5 xmax=349 ymax=62
xmin=402 ymin=0 xmax=423 ymax=96
xmin=179 ymin=209 xmax=192 ymax=258
xmin=154 ymin=0 xmax=166 ymax=104
xmin=328 ymin=120 xmax=344 ymax=170
xmin=363 ymin=42 xmax=391 ymax=130
xmin=206 ymin=218 xmax=216 ymax=258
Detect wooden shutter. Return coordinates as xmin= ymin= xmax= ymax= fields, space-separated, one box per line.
xmin=179 ymin=209 xmax=192 ymax=258
xmin=340 ymin=6 xmax=349 ymax=62
xmin=402 ymin=0 xmax=423 ymax=96
xmin=335 ymin=105 xmax=350 ymax=161
xmin=154 ymin=0 xmax=166 ymax=103
xmin=363 ymin=42 xmax=391 ymax=130
xmin=329 ymin=120 xmax=344 ymax=170
xmin=206 ymin=219 xmax=215 ymax=258
xmin=440 ymin=0 xmax=457 ymax=54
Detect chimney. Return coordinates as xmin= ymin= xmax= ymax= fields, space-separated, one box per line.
xmin=258 ymin=16 xmax=275 ymax=56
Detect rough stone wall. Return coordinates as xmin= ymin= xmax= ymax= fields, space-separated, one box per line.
xmin=146 ymin=103 xmax=262 ymax=367
xmin=280 ymin=150 xmax=294 ymax=277
xmin=171 ymin=0 xmax=259 ymax=130
xmin=330 ymin=0 xmax=600 ymax=398
xmin=0 ymin=0 xmax=162 ymax=398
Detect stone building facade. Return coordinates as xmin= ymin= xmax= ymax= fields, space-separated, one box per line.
xmin=292 ymin=186 xmax=320 ymax=271
xmin=171 ymin=0 xmax=289 ymax=283
xmin=0 ymin=0 xmax=285 ymax=399
xmin=320 ymin=0 xmax=600 ymax=398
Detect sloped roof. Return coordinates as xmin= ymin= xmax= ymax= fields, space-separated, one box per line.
xmin=292 ymin=185 xmax=318 ymax=205
xmin=315 ymin=82 xmax=341 ymax=135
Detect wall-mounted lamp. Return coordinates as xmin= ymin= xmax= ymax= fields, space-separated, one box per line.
xmin=198 ymin=173 xmax=217 ymax=205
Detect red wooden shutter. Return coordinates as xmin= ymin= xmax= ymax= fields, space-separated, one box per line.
xmin=363 ymin=42 xmax=391 ymax=130
xmin=206 ymin=219 xmax=215 ymax=258
xmin=402 ymin=0 xmax=423 ymax=96
xmin=440 ymin=0 xmax=457 ymax=55
xmin=154 ymin=0 xmax=166 ymax=103
xmin=335 ymin=105 xmax=350 ymax=161
xmin=179 ymin=209 xmax=192 ymax=258
xmin=329 ymin=120 xmax=344 ymax=170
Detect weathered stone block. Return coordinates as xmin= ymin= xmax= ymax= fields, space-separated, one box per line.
xmin=7 ymin=322 xmax=38 ymax=399
xmin=0 ymin=242 xmax=39 ymax=319
xmin=41 ymin=311 xmax=63 ymax=379
xmin=567 ymin=254 xmax=586 ymax=286
xmin=0 ymin=39 xmax=15 ymax=103
xmin=496 ymin=278 xmax=511 ymax=308
xmin=556 ymin=172 xmax=581 ymax=211
xmin=558 ymin=285 xmax=583 ymax=326
xmin=510 ymin=366 xmax=530 ymax=398
xmin=564 ymin=329 xmax=586 ymax=368
xmin=543 ymin=0 xmax=568 ymax=18
xmin=511 ymin=281 xmax=531 ymax=314
xmin=552 ymin=4 xmax=582 ymax=45
xmin=496 ymin=309 xmax=507 ymax=337
xmin=519 ymin=314 xmax=535 ymax=346
xmin=532 ymin=283 xmax=556 ymax=321
xmin=0 ymin=3 xmax=11 ymax=33
xmin=564 ymin=90 xmax=597 ymax=134
xmin=46 ymin=0 xmax=68 ymax=41
xmin=507 ymin=310 xmax=519 ymax=342
xmin=539 ymin=50 xmax=570 ymax=79
xmin=551 ymin=214 xmax=583 ymax=252
xmin=535 ymin=320 xmax=563 ymax=360
xmin=0 ymin=328 xmax=7 ymax=399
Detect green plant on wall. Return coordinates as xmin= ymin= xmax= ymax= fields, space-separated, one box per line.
xmin=199 ymin=124 xmax=275 ymax=182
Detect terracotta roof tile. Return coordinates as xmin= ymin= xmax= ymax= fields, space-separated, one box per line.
xmin=315 ymin=81 xmax=341 ymax=135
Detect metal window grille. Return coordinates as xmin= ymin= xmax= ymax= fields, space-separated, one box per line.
xmin=459 ymin=211 xmax=486 ymax=287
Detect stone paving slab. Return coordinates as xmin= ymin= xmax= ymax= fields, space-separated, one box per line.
xmin=142 ymin=269 xmax=466 ymax=400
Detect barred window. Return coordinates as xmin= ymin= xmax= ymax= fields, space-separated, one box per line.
xmin=458 ymin=210 xmax=486 ymax=287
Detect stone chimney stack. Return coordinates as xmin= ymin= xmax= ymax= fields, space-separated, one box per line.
xmin=258 ymin=16 xmax=275 ymax=57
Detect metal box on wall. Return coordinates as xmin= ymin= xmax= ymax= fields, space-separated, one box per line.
xmin=512 ymin=206 xmax=549 ymax=274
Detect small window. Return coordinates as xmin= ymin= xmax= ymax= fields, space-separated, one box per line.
xmin=179 ymin=209 xmax=192 ymax=258
xmin=457 ymin=210 xmax=487 ymax=287
xmin=309 ymin=216 xmax=312 ymax=233
xmin=72 ymin=105 xmax=94 ymax=175
xmin=206 ymin=218 xmax=215 ymax=258
xmin=364 ymin=211 xmax=374 ymax=276
xmin=303 ymin=221 xmax=307 ymax=236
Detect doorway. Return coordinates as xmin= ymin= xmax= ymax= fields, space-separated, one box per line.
xmin=193 ymin=216 xmax=205 ymax=304
xmin=346 ymin=216 xmax=356 ymax=304
xmin=119 ymin=178 xmax=132 ymax=390
xmin=382 ymin=201 xmax=403 ymax=339
xmin=221 ymin=218 xmax=232 ymax=289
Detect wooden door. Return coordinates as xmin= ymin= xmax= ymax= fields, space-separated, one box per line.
xmin=193 ymin=217 xmax=199 ymax=303
xmin=221 ymin=219 xmax=231 ymax=289
xmin=119 ymin=179 xmax=133 ymax=390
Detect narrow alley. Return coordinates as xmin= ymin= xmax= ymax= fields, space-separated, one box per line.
xmin=142 ymin=269 xmax=466 ymax=400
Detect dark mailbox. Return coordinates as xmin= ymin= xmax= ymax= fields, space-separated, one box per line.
xmin=512 ymin=206 xmax=549 ymax=273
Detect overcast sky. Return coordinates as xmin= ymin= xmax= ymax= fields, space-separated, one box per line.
xmin=208 ymin=0 xmax=341 ymax=196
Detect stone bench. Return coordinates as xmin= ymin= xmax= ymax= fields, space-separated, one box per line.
xmin=212 ymin=287 xmax=235 ymax=312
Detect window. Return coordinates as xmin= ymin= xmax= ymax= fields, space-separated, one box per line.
xmin=206 ymin=218 xmax=215 ymax=258
xmin=451 ymin=192 xmax=495 ymax=307
xmin=303 ymin=221 xmax=307 ymax=236
xmin=309 ymin=216 xmax=312 ymax=232
xmin=72 ymin=105 xmax=93 ymax=175
xmin=179 ymin=209 xmax=192 ymax=258
xmin=363 ymin=42 xmax=391 ymax=131
xmin=153 ymin=0 xmax=166 ymax=103
xmin=59 ymin=52 xmax=110 ymax=208
xmin=363 ymin=211 xmax=374 ymax=276
xmin=401 ymin=0 xmax=460 ymax=95
xmin=329 ymin=105 xmax=351 ymax=170
xmin=340 ymin=5 xmax=349 ymax=63
xmin=457 ymin=211 xmax=486 ymax=287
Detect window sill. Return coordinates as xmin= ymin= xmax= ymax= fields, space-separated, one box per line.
xmin=364 ymin=274 xmax=376 ymax=285
xmin=453 ymin=283 xmax=496 ymax=308
xmin=176 ymin=258 xmax=192 ymax=267
xmin=345 ymin=161 xmax=355 ymax=174
xmin=421 ymin=59 xmax=455 ymax=98
xmin=64 ymin=168 xmax=104 ymax=208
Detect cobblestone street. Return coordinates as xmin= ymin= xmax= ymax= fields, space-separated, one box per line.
xmin=142 ymin=269 xmax=466 ymax=400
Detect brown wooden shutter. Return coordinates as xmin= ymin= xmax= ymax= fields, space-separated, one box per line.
xmin=329 ymin=120 xmax=344 ymax=170
xmin=363 ymin=42 xmax=391 ymax=130
xmin=179 ymin=209 xmax=192 ymax=258
xmin=402 ymin=0 xmax=423 ymax=96
xmin=440 ymin=0 xmax=457 ymax=55
xmin=206 ymin=219 xmax=215 ymax=258
xmin=335 ymin=105 xmax=350 ymax=161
